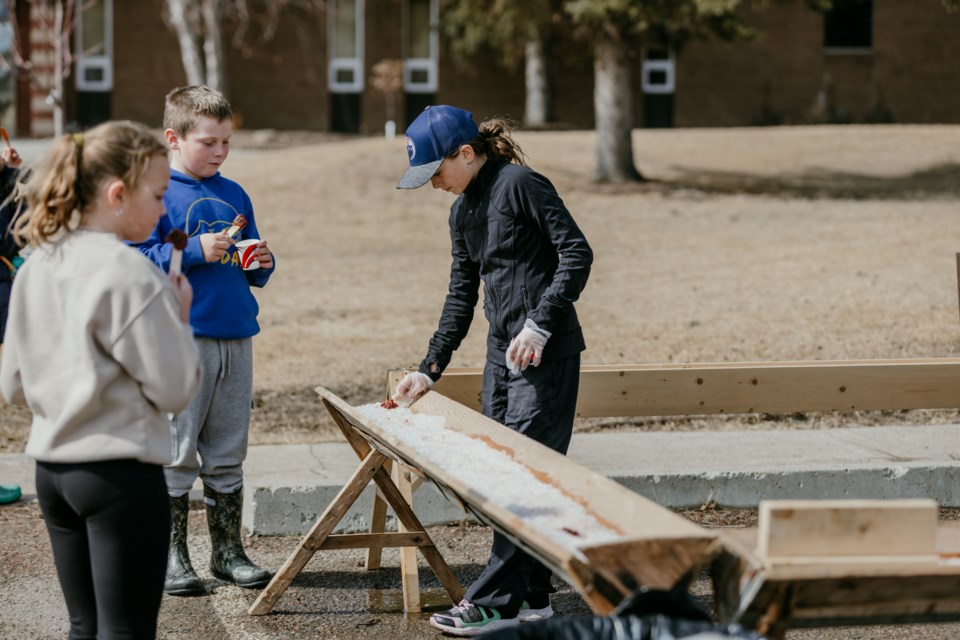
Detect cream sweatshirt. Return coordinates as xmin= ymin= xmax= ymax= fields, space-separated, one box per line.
xmin=0 ymin=230 xmax=201 ymax=465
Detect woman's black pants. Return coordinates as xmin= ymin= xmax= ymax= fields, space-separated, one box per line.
xmin=36 ymin=459 xmax=170 ymax=640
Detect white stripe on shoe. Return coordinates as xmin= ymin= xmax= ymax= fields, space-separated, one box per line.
xmin=518 ymin=603 xmax=554 ymax=623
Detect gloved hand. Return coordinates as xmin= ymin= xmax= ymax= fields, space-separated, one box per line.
xmin=392 ymin=371 xmax=434 ymax=407
xmin=505 ymin=319 xmax=551 ymax=374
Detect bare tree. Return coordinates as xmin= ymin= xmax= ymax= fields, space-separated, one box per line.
xmin=163 ymin=0 xmax=326 ymax=100
xmin=441 ymin=0 xmax=566 ymax=128
xmin=565 ymin=0 xmax=756 ymax=183
xmin=1 ymin=0 xmax=81 ymax=137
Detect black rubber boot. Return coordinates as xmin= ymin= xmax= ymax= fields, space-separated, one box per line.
xmin=164 ymin=494 xmax=206 ymax=596
xmin=204 ymin=485 xmax=272 ymax=588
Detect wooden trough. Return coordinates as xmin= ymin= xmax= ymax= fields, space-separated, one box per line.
xmin=250 ymin=386 xmax=720 ymax=616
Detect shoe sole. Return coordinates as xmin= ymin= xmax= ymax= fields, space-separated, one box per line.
xmin=211 ymin=568 xmax=272 ymax=589
xmin=518 ymin=605 xmax=554 ymax=623
xmin=429 ymin=615 xmax=520 ymax=637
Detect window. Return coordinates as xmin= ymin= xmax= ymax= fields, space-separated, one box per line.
xmin=328 ymin=0 xmax=364 ymax=92
xmin=403 ymin=0 xmax=437 ymax=93
xmin=75 ymin=0 xmax=113 ymax=91
xmin=641 ymin=48 xmax=675 ymax=95
xmin=823 ymin=0 xmax=872 ymax=51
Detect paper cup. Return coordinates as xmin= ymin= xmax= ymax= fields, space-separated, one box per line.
xmin=235 ymin=239 xmax=261 ymax=271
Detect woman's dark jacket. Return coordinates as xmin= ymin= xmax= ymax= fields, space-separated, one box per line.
xmin=418 ymin=158 xmax=593 ymax=381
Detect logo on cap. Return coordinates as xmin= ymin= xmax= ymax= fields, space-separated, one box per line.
xmin=405 ymin=136 xmax=416 ymax=161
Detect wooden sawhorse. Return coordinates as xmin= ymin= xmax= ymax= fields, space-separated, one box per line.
xmin=248 ymin=393 xmax=464 ymax=616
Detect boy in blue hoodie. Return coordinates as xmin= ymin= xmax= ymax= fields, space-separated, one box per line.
xmin=135 ymin=85 xmax=275 ymax=596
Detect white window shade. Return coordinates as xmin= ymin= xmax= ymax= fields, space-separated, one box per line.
xmin=75 ymin=0 xmax=112 ymax=91
xmin=328 ymin=0 xmax=364 ymax=93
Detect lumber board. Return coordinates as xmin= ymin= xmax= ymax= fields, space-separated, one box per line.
xmin=757 ymin=499 xmax=939 ymax=559
xmin=391 ymin=358 xmax=960 ymax=418
xmin=318 ymin=386 xmax=718 ymax=613
xmin=712 ymin=519 xmax=960 ymax=631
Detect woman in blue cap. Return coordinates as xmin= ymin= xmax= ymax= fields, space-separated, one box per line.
xmin=393 ymin=105 xmax=593 ymax=636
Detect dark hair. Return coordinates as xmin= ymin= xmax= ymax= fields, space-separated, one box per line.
xmin=16 ymin=121 xmax=167 ymax=246
xmin=163 ymin=85 xmax=232 ymax=137
xmin=463 ymin=117 xmax=527 ymax=166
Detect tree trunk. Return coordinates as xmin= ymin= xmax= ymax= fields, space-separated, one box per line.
xmin=201 ymin=0 xmax=228 ymax=97
xmin=166 ymin=0 xmax=205 ymax=85
xmin=524 ymin=38 xmax=553 ymax=128
xmin=52 ymin=0 xmax=64 ymax=137
xmin=593 ymin=29 xmax=642 ymax=183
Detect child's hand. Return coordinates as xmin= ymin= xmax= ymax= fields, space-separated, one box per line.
xmin=200 ymin=231 xmax=235 ymax=263
xmin=253 ymin=239 xmax=273 ymax=270
xmin=168 ymin=272 xmax=193 ymax=324
xmin=1 ymin=147 xmax=22 ymax=169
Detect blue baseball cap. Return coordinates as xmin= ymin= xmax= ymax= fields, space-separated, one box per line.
xmin=396 ymin=105 xmax=479 ymax=189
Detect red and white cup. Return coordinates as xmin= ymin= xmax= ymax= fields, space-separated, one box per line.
xmin=235 ymin=239 xmax=261 ymax=271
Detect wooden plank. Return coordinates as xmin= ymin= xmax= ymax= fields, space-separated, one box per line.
xmin=395 ymin=463 xmax=421 ymax=612
xmin=319 ymin=532 xmax=431 ymax=550
xmin=319 ymin=386 xmax=717 ymax=613
xmin=713 ymin=522 xmax=960 ymax=633
xmin=404 ymin=358 xmax=960 ymax=418
xmin=757 ymin=500 xmax=939 ymax=559
xmin=364 ymin=488 xmax=389 ymax=569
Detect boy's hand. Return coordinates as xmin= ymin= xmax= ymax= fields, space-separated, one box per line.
xmin=200 ymin=231 xmax=235 ymax=263
xmin=0 ymin=147 xmax=22 ymax=169
xmin=253 ymin=239 xmax=273 ymax=270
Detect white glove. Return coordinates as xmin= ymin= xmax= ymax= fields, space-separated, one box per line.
xmin=505 ymin=319 xmax=551 ymax=374
xmin=392 ymin=371 xmax=434 ymax=407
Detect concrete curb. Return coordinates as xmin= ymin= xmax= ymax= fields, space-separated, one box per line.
xmin=3 ymin=425 xmax=957 ymax=535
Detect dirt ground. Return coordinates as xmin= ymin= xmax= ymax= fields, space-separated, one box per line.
xmin=4 ymin=123 xmax=960 ymax=447
xmin=2 ymin=125 xmax=960 ymax=638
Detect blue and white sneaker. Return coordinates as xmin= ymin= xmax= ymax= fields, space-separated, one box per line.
xmin=429 ymin=599 xmax=520 ymax=636
xmin=518 ymin=599 xmax=554 ymax=623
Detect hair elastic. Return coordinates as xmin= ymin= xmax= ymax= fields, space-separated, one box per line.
xmin=73 ymin=132 xmax=84 ymax=147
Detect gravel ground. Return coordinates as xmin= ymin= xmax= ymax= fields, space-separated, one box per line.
xmin=2 ymin=501 xmax=959 ymax=639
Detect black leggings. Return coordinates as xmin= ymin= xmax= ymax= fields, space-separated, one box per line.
xmin=36 ymin=459 xmax=170 ymax=640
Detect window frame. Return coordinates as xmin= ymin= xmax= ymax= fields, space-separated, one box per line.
xmin=403 ymin=0 xmax=437 ymax=94
xmin=74 ymin=0 xmax=113 ymax=92
xmin=328 ymin=0 xmax=365 ymax=93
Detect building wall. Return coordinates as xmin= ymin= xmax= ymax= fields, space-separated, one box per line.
xmin=112 ymin=0 xmax=185 ymax=128
xmin=59 ymin=0 xmax=960 ymax=134
xmin=678 ymin=0 xmax=960 ymax=127
xmin=113 ymin=1 xmax=328 ymax=131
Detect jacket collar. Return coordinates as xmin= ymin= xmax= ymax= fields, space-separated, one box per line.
xmin=464 ymin=157 xmax=505 ymax=198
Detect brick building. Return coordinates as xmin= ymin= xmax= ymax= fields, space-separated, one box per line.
xmin=8 ymin=0 xmax=960 ymax=136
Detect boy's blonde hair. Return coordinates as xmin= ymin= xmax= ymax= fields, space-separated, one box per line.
xmin=163 ymin=85 xmax=232 ymax=137
xmin=16 ymin=121 xmax=167 ymax=246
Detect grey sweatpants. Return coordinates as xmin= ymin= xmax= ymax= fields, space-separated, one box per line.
xmin=165 ymin=337 xmax=253 ymax=497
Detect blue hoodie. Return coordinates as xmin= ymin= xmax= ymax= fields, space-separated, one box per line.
xmin=133 ymin=169 xmax=275 ymax=339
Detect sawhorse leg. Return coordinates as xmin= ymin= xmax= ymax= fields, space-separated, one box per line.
xmin=248 ymin=401 xmax=464 ymax=616
xmin=365 ymin=460 xmax=423 ymax=612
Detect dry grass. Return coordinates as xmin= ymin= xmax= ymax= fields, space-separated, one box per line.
xmin=3 ymin=124 xmax=960 ymax=450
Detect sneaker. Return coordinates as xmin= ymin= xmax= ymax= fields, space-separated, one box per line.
xmin=518 ymin=599 xmax=554 ymax=623
xmin=429 ymin=599 xmax=520 ymax=637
